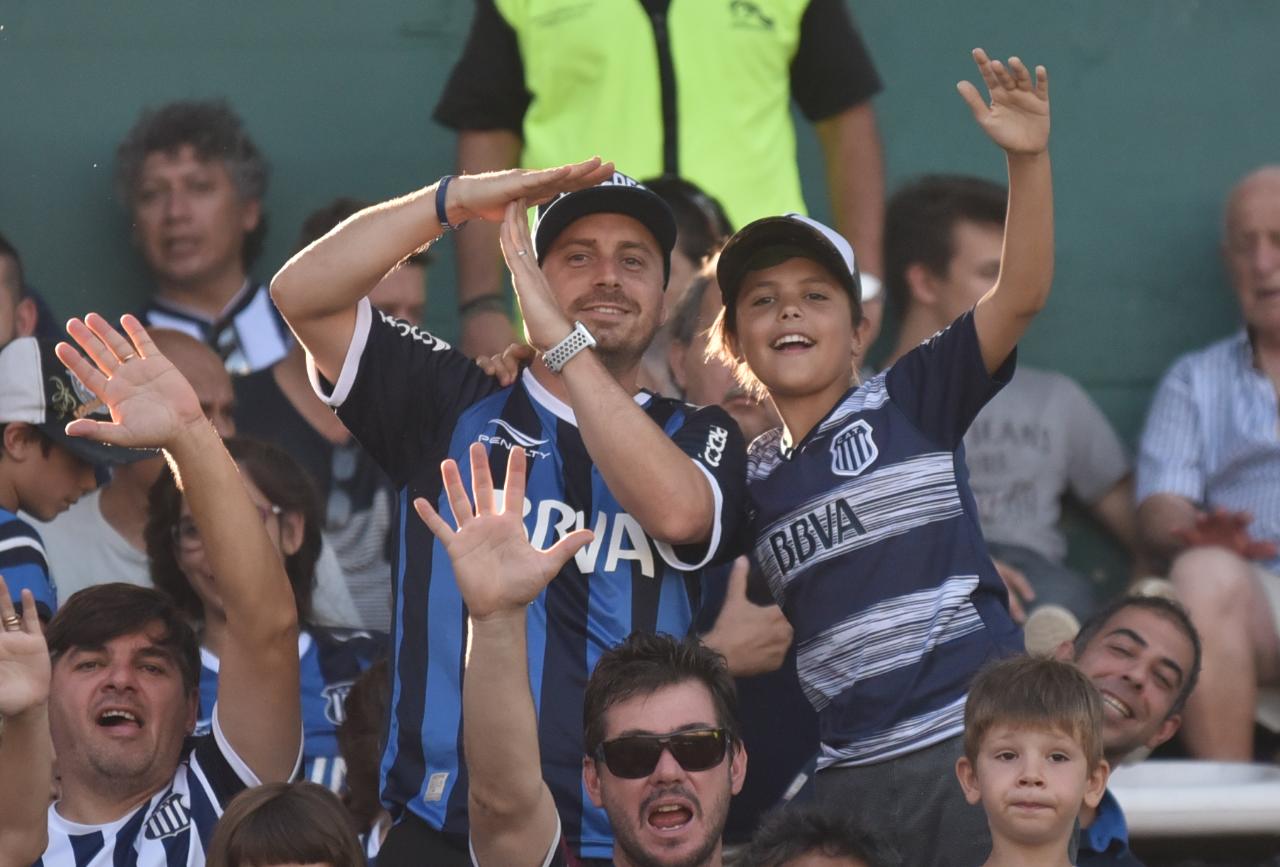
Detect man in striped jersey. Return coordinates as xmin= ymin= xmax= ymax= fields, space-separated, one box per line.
xmin=35 ymin=313 xmax=301 ymax=867
xmin=1137 ymin=165 xmax=1280 ymax=762
xmin=271 ymin=159 xmax=747 ymax=865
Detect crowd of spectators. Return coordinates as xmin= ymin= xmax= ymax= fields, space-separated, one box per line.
xmin=2 ymin=4 xmax=1279 ymax=867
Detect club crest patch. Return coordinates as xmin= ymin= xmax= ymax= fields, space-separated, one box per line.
xmin=830 ymin=420 xmax=878 ymax=477
xmin=144 ymin=792 xmax=191 ymax=840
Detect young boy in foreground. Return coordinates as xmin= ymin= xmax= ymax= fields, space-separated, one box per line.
xmin=957 ymin=656 xmax=1110 ymax=867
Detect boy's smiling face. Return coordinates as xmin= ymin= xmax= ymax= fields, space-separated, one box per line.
xmin=732 ymin=256 xmax=860 ymax=403
xmin=956 ymin=723 xmax=1108 ymax=849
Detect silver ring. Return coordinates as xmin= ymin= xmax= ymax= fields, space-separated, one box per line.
xmin=119 ymin=353 xmax=137 ymax=363
xmin=517 ymin=250 xmax=528 ymax=257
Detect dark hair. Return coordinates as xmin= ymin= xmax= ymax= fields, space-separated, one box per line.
xmin=0 ymin=231 xmax=26 ymax=298
xmin=114 ymin=99 xmax=269 ymax=268
xmin=668 ymin=256 xmax=722 ymax=347
xmin=205 ymin=782 xmax=364 ymax=867
xmin=883 ymin=174 xmax=1007 ymax=318
xmin=47 ymin=583 xmax=200 ymax=694
xmin=740 ymin=803 xmax=899 ymax=867
xmin=964 ymin=655 xmax=1105 ymax=769
xmin=298 ymin=197 xmax=429 ymax=267
xmin=336 ymin=657 xmax=390 ymax=833
xmin=583 ymin=632 xmax=738 ymax=756
xmin=642 ymin=175 xmax=733 ymax=265
xmin=146 ymin=437 xmax=322 ymax=625
xmin=1073 ymin=593 xmax=1202 ymax=717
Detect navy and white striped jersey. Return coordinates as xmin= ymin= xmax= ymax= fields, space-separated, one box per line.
xmin=139 ymin=281 xmax=291 ymax=375
xmin=745 ymin=311 xmax=1023 ymax=770
xmin=36 ymin=709 xmax=262 ymax=867
xmin=1 ymin=507 xmax=56 ymax=619
xmin=309 ymin=299 xmax=745 ymax=859
xmin=195 ymin=627 xmax=386 ymax=793
xmin=1137 ymin=330 xmax=1280 ymax=572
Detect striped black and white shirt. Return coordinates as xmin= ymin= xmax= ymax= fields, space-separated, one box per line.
xmin=745 ymin=311 xmax=1023 ymax=769
xmin=37 ymin=708 xmax=265 ymax=867
xmin=1137 ymin=329 xmax=1280 ymax=573
xmin=139 ymin=281 xmax=291 ymax=376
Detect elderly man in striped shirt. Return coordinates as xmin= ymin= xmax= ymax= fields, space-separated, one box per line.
xmin=1136 ymin=165 xmax=1280 ymax=762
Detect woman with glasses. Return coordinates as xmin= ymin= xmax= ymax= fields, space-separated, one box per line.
xmin=145 ymin=436 xmax=385 ymax=795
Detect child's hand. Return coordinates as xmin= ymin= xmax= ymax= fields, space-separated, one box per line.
xmin=957 ymin=48 xmax=1049 ymax=156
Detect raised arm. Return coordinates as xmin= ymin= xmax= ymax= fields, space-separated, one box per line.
xmin=413 ymin=443 xmax=593 ymax=867
xmin=270 ymin=159 xmax=614 ymax=382
xmin=0 ymin=582 xmax=51 ymax=866
xmin=498 ymin=202 xmax=732 ymax=546
xmin=957 ymin=49 xmax=1053 ymax=373
xmin=58 ymin=313 xmax=300 ymax=782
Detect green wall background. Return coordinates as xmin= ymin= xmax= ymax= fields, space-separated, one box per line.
xmin=2 ymin=0 xmax=1274 ymax=450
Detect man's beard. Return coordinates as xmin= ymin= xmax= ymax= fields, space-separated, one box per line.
xmin=608 ymin=782 xmax=729 ymax=867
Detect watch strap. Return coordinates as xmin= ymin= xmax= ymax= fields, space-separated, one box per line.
xmin=544 ymin=321 xmax=597 ymax=373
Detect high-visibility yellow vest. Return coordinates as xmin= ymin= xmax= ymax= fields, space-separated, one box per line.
xmin=494 ymin=0 xmax=813 ymax=228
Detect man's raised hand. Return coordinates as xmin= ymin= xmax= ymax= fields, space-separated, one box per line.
xmin=56 ymin=314 xmax=204 ymax=451
xmin=499 ymin=199 xmax=574 ymax=351
xmin=0 ymin=578 xmax=49 ymax=719
xmin=957 ymin=49 xmax=1049 ymax=156
xmin=414 ymin=443 xmax=594 ymax=621
xmin=444 ymin=157 xmax=615 ymax=227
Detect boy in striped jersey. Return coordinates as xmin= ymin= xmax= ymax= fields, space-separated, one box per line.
xmin=35 ymin=313 xmax=301 ymax=867
xmin=0 ymin=337 xmax=142 ymax=620
xmin=710 ymin=49 xmax=1053 ymax=866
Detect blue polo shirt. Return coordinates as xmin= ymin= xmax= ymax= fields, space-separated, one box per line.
xmin=1078 ymin=790 xmax=1145 ymax=866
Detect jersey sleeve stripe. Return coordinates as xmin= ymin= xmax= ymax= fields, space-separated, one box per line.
xmin=654 ymin=461 xmax=723 ymax=572
xmin=307 ymin=298 xmax=374 ymax=408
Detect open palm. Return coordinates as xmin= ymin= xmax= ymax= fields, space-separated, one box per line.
xmin=0 ymin=580 xmax=50 ymax=717
xmin=56 ymin=313 xmax=204 ymax=450
xmin=415 ymin=443 xmax=593 ymax=621
xmin=957 ymin=49 xmax=1050 ymax=155
xmin=449 ymin=158 xmax=616 ymax=225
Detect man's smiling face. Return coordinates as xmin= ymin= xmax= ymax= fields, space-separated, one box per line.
xmin=1067 ymin=605 xmax=1196 ymax=761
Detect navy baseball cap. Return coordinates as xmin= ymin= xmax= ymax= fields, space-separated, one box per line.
xmin=0 ymin=337 xmax=153 ymax=466
xmin=532 ymin=171 xmax=678 ymax=285
xmin=717 ymin=212 xmax=864 ymax=315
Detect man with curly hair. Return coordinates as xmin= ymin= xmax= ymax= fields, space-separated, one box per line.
xmin=115 ymin=100 xmax=290 ymax=375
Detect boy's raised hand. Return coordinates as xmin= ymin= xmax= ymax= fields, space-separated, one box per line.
xmin=56 ymin=313 xmax=205 ymax=450
xmin=414 ymin=443 xmax=594 ymax=621
xmin=957 ymin=48 xmax=1049 ymax=156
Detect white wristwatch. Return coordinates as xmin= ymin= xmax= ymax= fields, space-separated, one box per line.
xmin=544 ymin=321 xmax=597 ymax=373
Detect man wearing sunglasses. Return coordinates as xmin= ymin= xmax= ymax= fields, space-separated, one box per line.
xmin=415 ymin=442 xmax=746 ymax=867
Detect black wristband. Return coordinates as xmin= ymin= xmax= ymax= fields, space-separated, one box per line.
xmin=436 ymin=175 xmax=467 ymax=231
xmin=458 ymin=293 xmax=508 ymax=319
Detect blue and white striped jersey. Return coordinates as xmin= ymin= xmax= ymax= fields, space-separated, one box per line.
xmin=745 ymin=311 xmax=1023 ymax=770
xmin=310 ymin=299 xmax=745 ymax=860
xmin=195 ymin=627 xmax=386 ymax=793
xmin=1137 ymin=330 xmax=1280 ymax=572
xmin=1 ymin=507 xmax=56 ymax=619
xmin=36 ymin=710 xmax=261 ymax=867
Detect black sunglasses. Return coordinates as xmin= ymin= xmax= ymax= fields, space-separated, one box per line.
xmin=594 ymin=728 xmax=729 ymax=779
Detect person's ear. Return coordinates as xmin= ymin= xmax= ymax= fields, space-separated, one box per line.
xmin=1052 ymin=640 xmax=1075 ymax=662
xmin=667 ymin=341 xmax=689 ymax=392
xmin=1145 ymin=713 xmax=1182 ymax=752
xmin=1084 ymin=758 xmax=1110 ymax=809
xmin=729 ymin=739 xmax=748 ymax=796
xmin=583 ymin=756 xmax=605 ymax=808
xmin=239 ymin=198 xmax=262 ymax=235
xmin=904 ymin=262 xmax=940 ymax=308
xmin=3 ymin=422 xmax=37 ymax=462
xmin=279 ymin=510 xmax=305 ymax=557
xmin=955 ymin=755 xmax=982 ymax=805
xmin=185 ymin=689 xmax=200 ymax=735
xmin=14 ymin=298 xmax=37 ymax=339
